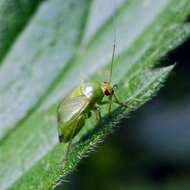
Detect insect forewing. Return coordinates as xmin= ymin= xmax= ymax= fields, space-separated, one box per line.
xmin=57 ymin=95 xmax=89 ymax=123
xmin=57 ymin=95 xmax=90 ymax=141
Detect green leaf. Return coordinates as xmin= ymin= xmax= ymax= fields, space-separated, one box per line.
xmin=0 ymin=0 xmax=43 ymax=63
xmin=9 ymin=66 xmax=174 ymax=190
xmin=0 ymin=0 xmax=90 ymax=139
xmin=0 ymin=0 xmax=189 ymax=189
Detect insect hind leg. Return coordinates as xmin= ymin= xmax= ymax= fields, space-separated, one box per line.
xmin=62 ymin=113 xmax=87 ymax=167
xmin=63 ymin=138 xmax=73 ymax=164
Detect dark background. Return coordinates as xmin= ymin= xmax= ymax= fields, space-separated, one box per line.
xmin=64 ymin=35 xmax=190 ymax=190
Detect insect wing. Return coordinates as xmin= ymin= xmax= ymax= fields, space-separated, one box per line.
xmin=57 ymin=95 xmax=89 ymax=141
xmin=57 ymin=95 xmax=89 ymax=123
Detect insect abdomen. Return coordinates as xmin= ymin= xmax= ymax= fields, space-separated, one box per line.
xmin=59 ymin=113 xmax=86 ymax=143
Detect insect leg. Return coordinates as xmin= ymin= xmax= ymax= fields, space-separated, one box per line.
xmin=64 ymin=137 xmax=73 ymax=163
xmin=93 ymin=106 xmax=102 ymax=123
xmin=113 ymin=93 xmax=129 ymax=108
xmin=63 ymin=119 xmax=81 ymax=164
xmin=63 ymin=113 xmax=87 ymax=165
xmin=108 ymin=95 xmax=113 ymax=116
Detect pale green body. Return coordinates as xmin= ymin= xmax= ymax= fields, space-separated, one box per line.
xmin=57 ymin=81 xmax=104 ymax=142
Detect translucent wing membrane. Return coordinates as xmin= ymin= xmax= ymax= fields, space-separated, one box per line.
xmin=57 ymin=95 xmax=89 ymax=123
xmin=57 ymin=95 xmax=90 ymax=142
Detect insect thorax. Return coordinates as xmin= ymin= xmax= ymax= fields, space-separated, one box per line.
xmin=71 ymin=81 xmax=104 ymax=104
xmin=83 ymin=81 xmax=104 ymax=103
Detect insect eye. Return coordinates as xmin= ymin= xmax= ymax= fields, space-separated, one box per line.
xmin=104 ymin=89 xmax=111 ymax=96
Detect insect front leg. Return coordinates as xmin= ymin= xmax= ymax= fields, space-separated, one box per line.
xmin=113 ymin=93 xmax=129 ymax=109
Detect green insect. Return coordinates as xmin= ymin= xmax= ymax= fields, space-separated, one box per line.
xmin=57 ymin=50 xmax=127 ymax=160
xmin=57 ymin=10 xmax=127 ymax=161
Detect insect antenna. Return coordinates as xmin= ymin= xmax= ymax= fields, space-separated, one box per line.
xmin=108 ymin=0 xmax=117 ymax=116
xmin=109 ymin=0 xmax=117 ymax=83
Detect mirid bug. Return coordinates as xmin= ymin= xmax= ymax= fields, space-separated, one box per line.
xmin=57 ymin=1 xmax=128 ymax=161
